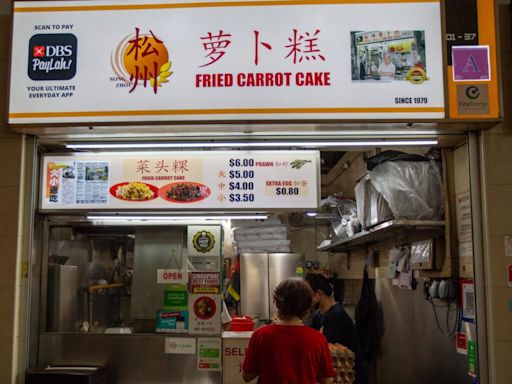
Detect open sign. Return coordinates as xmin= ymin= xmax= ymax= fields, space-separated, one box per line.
xmin=157 ymin=269 xmax=189 ymax=284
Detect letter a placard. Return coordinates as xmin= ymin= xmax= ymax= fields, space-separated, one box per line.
xmin=452 ymin=45 xmax=490 ymax=81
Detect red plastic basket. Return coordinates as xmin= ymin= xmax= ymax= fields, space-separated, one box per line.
xmin=231 ymin=316 xmax=255 ymax=331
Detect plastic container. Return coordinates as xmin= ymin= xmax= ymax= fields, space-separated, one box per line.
xmin=231 ymin=316 xmax=255 ymax=331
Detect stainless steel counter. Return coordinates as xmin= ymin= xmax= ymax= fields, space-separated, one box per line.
xmin=39 ymin=333 xmax=221 ymax=384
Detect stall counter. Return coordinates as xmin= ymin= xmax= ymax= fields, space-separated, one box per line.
xmin=222 ymin=331 xmax=255 ymax=384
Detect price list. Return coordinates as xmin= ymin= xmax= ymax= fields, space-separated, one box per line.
xmin=215 ymin=153 xmax=318 ymax=209
xmin=228 ymin=158 xmax=256 ymax=203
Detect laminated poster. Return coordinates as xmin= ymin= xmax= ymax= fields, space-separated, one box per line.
xmin=187 ymin=225 xmax=221 ymax=271
xmin=190 ymin=272 xmax=221 ymax=294
xmin=188 ymin=294 xmax=221 ymax=335
xmin=45 ymin=161 xmax=110 ymax=205
xmin=163 ymin=284 xmax=188 ymax=310
xmin=197 ymin=338 xmax=221 ymax=371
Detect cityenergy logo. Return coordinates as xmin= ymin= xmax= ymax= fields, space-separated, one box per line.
xmin=465 ymin=86 xmax=480 ymax=100
xmin=112 ymin=28 xmax=173 ymax=94
xmin=28 ymin=34 xmax=77 ymax=80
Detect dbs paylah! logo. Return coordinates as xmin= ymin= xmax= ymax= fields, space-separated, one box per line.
xmin=28 ymin=34 xmax=77 ymax=81
xmin=112 ymin=27 xmax=173 ymax=94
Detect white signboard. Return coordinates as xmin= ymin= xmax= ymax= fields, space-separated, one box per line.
xmin=189 ymin=294 xmax=221 ymax=335
xmin=9 ymin=0 xmax=444 ymax=124
xmin=165 ymin=337 xmax=196 ymax=354
xmin=157 ymin=269 xmax=188 ymax=285
xmin=40 ymin=151 xmax=319 ymax=210
xmin=456 ymin=191 xmax=473 ymax=258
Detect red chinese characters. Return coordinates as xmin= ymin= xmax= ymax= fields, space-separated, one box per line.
xmin=135 ymin=159 xmax=190 ymax=179
xmin=195 ymin=28 xmax=330 ymax=88
xmin=124 ymin=27 xmax=170 ymax=94
xmin=155 ymin=160 xmax=169 ymax=173
xmin=172 ymin=160 xmax=189 ymax=174
xmin=254 ymin=31 xmax=272 ymax=65
xmin=48 ymin=166 xmax=60 ymax=203
xmin=285 ymin=29 xmax=325 ymax=64
xmin=136 ymin=160 xmax=151 ymax=174
xmin=198 ymin=28 xmax=326 ymax=67
xmin=200 ymin=30 xmax=232 ymax=67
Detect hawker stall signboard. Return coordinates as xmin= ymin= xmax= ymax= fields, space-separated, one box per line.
xmin=40 ymin=151 xmax=319 ymax=210
xmin=9 ymin=0 xmax=445 ymax=124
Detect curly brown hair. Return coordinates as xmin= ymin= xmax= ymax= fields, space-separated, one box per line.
xmin=273 ymin=277 xmax=314 ymax=321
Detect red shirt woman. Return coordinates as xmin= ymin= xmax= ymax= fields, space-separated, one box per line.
xmin=242 ymin=278 xmax=335 ymax=384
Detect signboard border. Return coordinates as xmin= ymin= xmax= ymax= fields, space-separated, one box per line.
xmin=9 ymin=0 xmax=447 ymax=125
xmin=38 ymin=150 xmax=321 ymax=212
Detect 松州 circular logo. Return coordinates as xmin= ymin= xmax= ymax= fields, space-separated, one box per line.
xmin=192 ymin=231 xmax=215 ymax=253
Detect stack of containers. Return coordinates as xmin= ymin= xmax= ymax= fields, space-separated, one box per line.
xmin=233 ymin=225 xmax=290 ymax=253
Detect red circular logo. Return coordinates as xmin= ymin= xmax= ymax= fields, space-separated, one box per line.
xmin=193 ymin=296 xmax=216 ymax=320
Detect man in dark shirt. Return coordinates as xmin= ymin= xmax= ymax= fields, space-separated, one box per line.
xmin=306 ymin=274 xmax=366 ymax=384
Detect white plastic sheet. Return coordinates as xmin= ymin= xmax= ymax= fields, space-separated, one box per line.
xmin=369 ymin=160 xmax=444 ymax=220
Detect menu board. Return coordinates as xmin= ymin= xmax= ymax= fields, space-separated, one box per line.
xmin=40 ymin=151 xmax=319 ymax=210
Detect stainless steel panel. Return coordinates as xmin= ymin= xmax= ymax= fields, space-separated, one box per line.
xmin=38 ymin=334 xmax=220 ymax=384
xmin=131 ymin=227 xmax=183 ymax=320
xmin=268 ymin=253 xmax=304 ymax=319
xmin=47 ymin=265 xmax=78 ymax=332
xmin=240 ymin=253 xmax=269 ymax=320
xmin=375 ymin=278 xmax=470 ymax=384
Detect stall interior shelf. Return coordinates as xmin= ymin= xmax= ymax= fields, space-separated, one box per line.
xmin=317 ymin=219 xmax=445 ymax=253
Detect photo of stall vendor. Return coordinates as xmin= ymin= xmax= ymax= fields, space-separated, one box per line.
xmin=351 ymin=30 xmax=426 ymax=82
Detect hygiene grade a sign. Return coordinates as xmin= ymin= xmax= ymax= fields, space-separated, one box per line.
xmin=9 ymin=0 xmax=445 ymax=124
xmin=40 ymin=150 xmax=319 ymax=210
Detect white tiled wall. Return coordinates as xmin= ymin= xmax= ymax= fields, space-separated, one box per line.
xmin=480 ymin=6 xmax=512 ymax=383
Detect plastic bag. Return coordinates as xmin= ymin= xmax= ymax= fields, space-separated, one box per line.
xmin=355 ymin=175 xmax=394 ymax=229
xmin=369 ymin=160 xmax=444 ymax=220
xmin=410 ymin=239 xmax=434 ymax=269
xmin=366 ymin=150 xmax=429 ymax=171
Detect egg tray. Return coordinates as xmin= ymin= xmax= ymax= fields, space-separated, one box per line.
xmin=331 ymin=352 xmax=355 ymax=384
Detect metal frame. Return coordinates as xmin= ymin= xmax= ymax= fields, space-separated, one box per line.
xmin=16 ymin=136 xmax=40 ymax=382
xmin=468 ymin=131 xmax=489 ymax=383
xmin=37 ymin=150 xmax=321 ymax=213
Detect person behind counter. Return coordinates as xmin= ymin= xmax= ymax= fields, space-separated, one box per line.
xmin=305 ymin=273 xmax=366 ymax=384
xmin=242 ymin=277 xmax=334 ymax=384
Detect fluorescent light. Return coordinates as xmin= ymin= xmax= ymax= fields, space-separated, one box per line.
xmin=67 ymin=139 xmax=437 ymax=150
xmin=87 ymin=215 xmax=268 ymax=221
xmin=306 ymin=212 xmax=318 ymax=217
